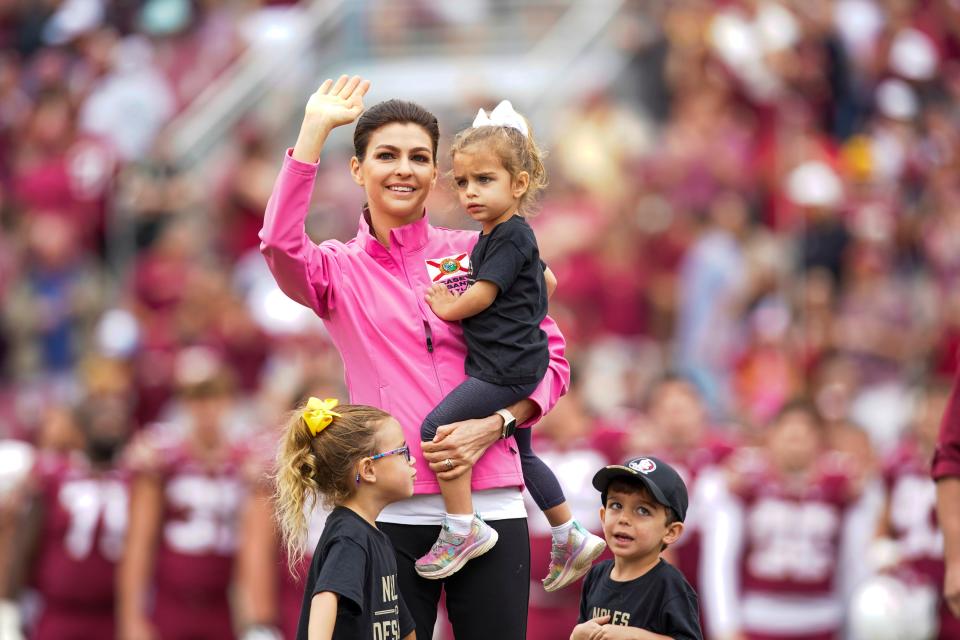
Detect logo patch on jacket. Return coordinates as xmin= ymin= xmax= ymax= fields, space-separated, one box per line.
xmin=425 ymin=253 xmax=471 ymax=293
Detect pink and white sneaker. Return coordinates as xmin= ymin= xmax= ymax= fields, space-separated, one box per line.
xmin=542 ymin=520 xmax=606 ymax=592
xmin=414 ymin=514 xmax=499 ymax=580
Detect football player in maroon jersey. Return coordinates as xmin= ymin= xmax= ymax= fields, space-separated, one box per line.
xmin=118 ymin=349 xmax=253 ymax=640
xmin=643 ymin=375 xmax=736 ymax=632
xmin=236 ymin=474 xmax=329 ymax=640
xmin=702 ymin=400 xmax=869 ymax=640
xmin=3 ymin=394 xmax=132 ymax=640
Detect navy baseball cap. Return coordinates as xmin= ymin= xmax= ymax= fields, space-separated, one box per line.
xmin=592 ymin=456 xmax=688 ymax=522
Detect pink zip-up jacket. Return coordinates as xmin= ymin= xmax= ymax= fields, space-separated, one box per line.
xmin=260 ymin=151 xmax=570 ymax=494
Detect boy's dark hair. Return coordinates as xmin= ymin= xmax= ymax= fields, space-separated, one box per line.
xmin=353 ymin=99 xmax=440 ymax=163
xmin=604 ymin=477 xmax=679 ymax=551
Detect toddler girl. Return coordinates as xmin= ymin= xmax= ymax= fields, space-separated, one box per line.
xmin=417 ymin=101 xmax=605 ymax=591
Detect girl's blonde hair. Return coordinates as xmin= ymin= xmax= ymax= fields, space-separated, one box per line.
xmin=450 ymin=116 xmax=548 ymax=216
xmin=274 ymin=402 xmax=390 ymax=570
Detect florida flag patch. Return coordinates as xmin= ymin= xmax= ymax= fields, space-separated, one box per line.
xmin=425 ymin=253 xmax=471 ymax=293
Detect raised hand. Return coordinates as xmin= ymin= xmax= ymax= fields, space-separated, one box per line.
xmin=293 ymin=75 xmax=370 ymax=163
xmin=304 ymin=75 xmax=371 ymax=129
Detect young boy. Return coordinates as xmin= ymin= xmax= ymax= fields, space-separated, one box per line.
xmin=571 ymin=456 xmax=703 ymax=640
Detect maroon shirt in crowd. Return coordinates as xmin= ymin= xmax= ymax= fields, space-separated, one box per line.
xmin=29 ymin=452 xmax=128 ymax=640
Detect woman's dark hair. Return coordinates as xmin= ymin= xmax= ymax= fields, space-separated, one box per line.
xmin=353 ymin=99 xmax=440 ymax=163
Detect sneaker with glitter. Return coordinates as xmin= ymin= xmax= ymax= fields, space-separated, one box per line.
xmin=542 ymin=520 xmax=607 ymax=592
xmin=414 ymin=514 xmax=499 ymax=580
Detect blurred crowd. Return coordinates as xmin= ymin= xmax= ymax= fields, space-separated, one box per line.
xmin=2 ymin=0 xmax=960 ymax=638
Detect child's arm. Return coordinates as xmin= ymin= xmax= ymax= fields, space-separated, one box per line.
xmin=544 ymin=266 xmax=557 ymax=298
xmin=424 ymin=281 xmax=498 ymax=321
xmin=307 ymin=592 xmax=338 ymax=640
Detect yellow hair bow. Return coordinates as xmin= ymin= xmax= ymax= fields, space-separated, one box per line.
xmin=303 ymin=397 xmax=342 ymax=436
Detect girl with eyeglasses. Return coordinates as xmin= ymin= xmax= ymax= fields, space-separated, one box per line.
xmin=274 ymin=398 xmax=417 ymax=640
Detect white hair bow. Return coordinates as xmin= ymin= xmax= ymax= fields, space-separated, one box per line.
xmin=472 ymin=100 xmax=529 ymax=137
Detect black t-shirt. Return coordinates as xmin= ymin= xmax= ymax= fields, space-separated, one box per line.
xmin=462 ymin=215 xmax=549 ymax=385
xmin=578 ymin=559 xmax=702 ymax=640
xmin=296 ymin=507 xmax=414 ymax=640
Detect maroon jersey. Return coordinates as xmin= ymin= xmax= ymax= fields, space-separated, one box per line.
xmin=661 ymin=436 xmax=737 ymax=590
xmin=884 ymin=438 xmax=960 ymax=640
xmin=732 ymin=450 xmax=856 ymax=597
xmin=656 ymin=436 xmax=735 ymax=636
xmin=884 ymin=439 xmax=942 ymax=578
xmin=129 ymin=426 xmax=251 ymax=639
xmin=29 ymin=452 xmax=128 ymax=639
xmin=704 ymin=450 xmax=863 ymax=640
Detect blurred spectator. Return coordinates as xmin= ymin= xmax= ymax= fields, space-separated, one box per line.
xmin=79 ymin=34 xmax=176 ymax=161
xmin=675 ymin=191 xmax=749 ymax=417
xmin=216 ymin=126 xmax=277 ymax=263
xmin=637 ymin=374 xmax=737 ymax=634
xmin=2 ymin=215 xmax=105 ymax=381
xmin=114 ymin=139 xmax=199 ymax=253
xmin=551 ymin=90 xmax=652 ymax=205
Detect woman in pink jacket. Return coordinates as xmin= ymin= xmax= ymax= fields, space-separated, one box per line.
xmin=259 ymin=75 xmax=570 ymax=639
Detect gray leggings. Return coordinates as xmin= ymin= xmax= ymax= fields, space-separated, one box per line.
xmin=421 ymin=376 xmax=566 ymax=511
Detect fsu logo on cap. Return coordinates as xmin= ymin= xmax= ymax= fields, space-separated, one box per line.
xmin=630 ymin=458 xmax=657 ymax=474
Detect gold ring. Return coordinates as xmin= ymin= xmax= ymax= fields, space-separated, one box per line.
xmin=444 ymin=458 xmax=454 ymax=470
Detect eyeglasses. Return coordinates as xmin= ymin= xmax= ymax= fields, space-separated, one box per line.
xmin=370 ymin=445 xmax=412 ymax=463
xmin=356 ymin=445 xmax=412 ymax=484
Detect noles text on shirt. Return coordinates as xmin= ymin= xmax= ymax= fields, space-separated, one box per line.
xmin=578 ymin=558 xmax=702 ymax=640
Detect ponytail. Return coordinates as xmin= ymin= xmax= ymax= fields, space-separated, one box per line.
xmin=273 ymin=401 xmax=388 ymax=571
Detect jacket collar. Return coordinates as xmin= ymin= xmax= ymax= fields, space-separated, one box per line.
xmin=358 ymin=205 xmax=430 ymax=254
